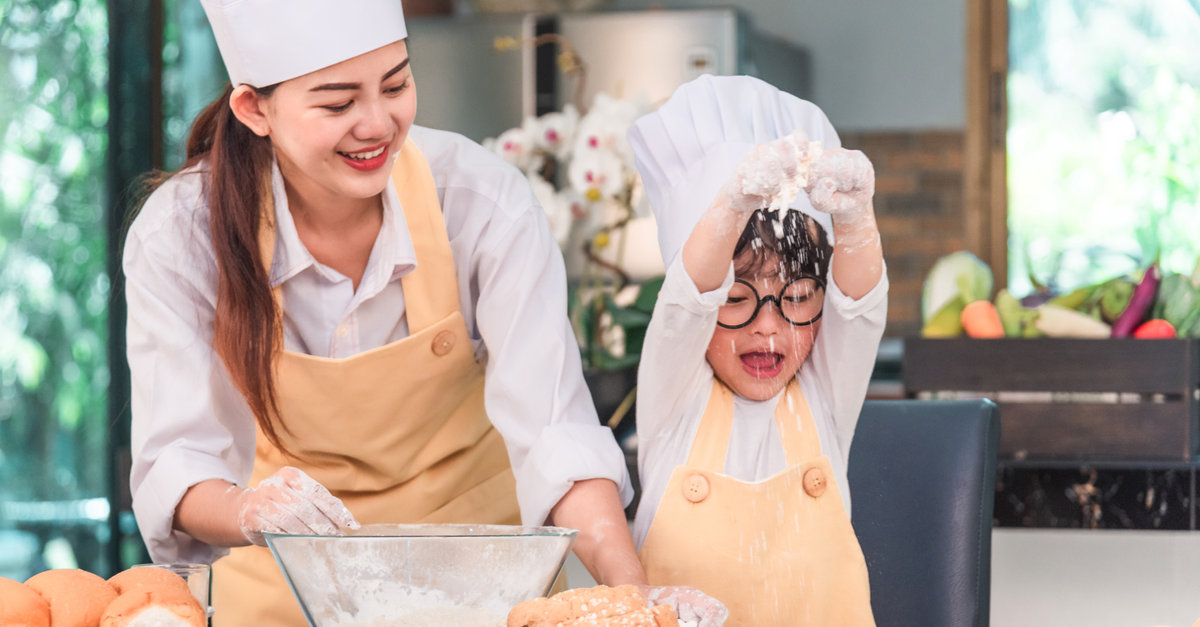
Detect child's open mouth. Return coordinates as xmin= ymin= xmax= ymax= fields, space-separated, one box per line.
xmin=740 ymin=351 xmax=784 ymax=378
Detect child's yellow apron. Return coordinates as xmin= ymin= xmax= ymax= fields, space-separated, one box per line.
xmin=639 ymin=379 xmax=875 ymax=627
xmin=211 ymin=141 xmax=520 ymax=626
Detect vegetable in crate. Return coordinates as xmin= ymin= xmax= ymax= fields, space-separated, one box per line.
xmin=922 ymin=295 xmax=966 ymax=337
xmin=921 ymin=251 xmax=994 ymax=322
xmin=921 ymin=251 xmax=994 ymax=337
xmin=1110 ymin=263 xmax=1160 ymax=338
xmin=994 ymin=289 xmax=1041 ymax=337
xmin=1096 ymin=277 xmax=1136 ymax=323
xmin=1132 ymin=319 xmax=1176 ymax=339
xmin=1034 ymin=304 xmax=1111 ymax=338
xmin=960 ymin=300 xmax=1005 ymax=338
xmin=1154 ymin=272 xmax=1200 ymax=337
xmin=1046 ymin=283 xmax=1097 ymax=312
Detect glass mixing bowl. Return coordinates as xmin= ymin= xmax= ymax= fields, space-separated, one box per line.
xmin=265 ymin=523 xmax=578 ymax=627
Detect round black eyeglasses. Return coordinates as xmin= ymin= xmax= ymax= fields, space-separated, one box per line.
xmin=716 ymin=276 xmax=826 ymax=329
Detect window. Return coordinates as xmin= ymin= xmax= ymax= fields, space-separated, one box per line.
xmin=1 ymin=0 xmax=114 ymax=578
xmin=969 ymin=0 xmax=1200 ymax=296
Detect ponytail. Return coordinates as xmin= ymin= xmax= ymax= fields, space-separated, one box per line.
xmin=140 ymin=84 xmax=290 ymax=452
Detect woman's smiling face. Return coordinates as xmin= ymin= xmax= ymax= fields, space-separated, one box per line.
xmin=706 ymin=252 xmax=823 ymax=401
xmin=253 ymin=40 xmax=417 ymax=209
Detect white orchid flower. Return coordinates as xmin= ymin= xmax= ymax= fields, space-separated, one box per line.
xmin=567 ymin=148 xmax=627 ymax=202
xmin=574 ymin=93 xmax=645 ymax=168
xmin=489 ymin=125 xmax=538 ymax=173
xmin=526 ymin=103 xmax=580 ymax=160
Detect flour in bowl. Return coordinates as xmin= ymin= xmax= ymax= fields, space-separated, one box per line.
xmin=312 ymin=585 xmax=506 ymax=627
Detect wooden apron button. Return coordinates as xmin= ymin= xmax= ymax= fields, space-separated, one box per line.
xmin=682 ymin=473 xmax=710 ymax=503
xmin=803 ymin=467 xmax=827 ymax=498
xmin=431 ymin=330 xmax=456 ymax=356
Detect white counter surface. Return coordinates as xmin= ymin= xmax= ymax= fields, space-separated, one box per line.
xmin=992 ymin=528 xmax=1200 ymax=627
xmin=565 ymin=527 xmax=1200 ymax=626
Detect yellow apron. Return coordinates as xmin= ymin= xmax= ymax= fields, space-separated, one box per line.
xmin=639 ymin=380 xmax=875 ymax=627
xmin=212 ymin=142 xmax=521 ymax=626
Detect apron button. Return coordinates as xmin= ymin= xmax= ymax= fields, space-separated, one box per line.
xmin=431 ymin=330 xmax=456 ymax=356
xmin=682 ymin=473 xmax=710 ymax=503
xmin=803 ymin=467 xmax=827 ymax=498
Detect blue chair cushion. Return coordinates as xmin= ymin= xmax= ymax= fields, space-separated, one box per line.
xmin=848 ymin=399 xmax=1000 ymax=627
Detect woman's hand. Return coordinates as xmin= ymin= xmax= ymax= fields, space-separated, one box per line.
xmin=233 ymin=466 xmax=360 ymax=545
xmin=805 ymin=147 xmax=875 ymax=219
xmin=720 ymin=130 xmax=822 ymax=214
xmin=639 ymin=585 xmax=729 ymax=627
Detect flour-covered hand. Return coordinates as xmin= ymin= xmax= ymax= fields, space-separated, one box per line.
xmin=234 ymin=466 xmax=360 ymax=546
xmin=641 ymin=585 xmax=729 ymax=627
xmin=805 ymin=147 xmax=875 ymax=218
xmin=721 ymin=130 xmax=823 ymax=214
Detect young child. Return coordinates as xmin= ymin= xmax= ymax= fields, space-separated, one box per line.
xmin=626 ymin=75 xmax=886 ymax=626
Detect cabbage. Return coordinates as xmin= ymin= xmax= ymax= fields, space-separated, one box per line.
xmin=921 ymin=251 xmax=995 ymax=322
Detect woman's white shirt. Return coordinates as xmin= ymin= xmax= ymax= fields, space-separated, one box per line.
xmin=125 ymin=125 xmax=631 ymax=563
xmin=632 ymin=253 xmax=888 ymax=548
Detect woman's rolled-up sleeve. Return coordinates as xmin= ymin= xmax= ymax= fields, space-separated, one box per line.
xmin=124 ymin=177 xmax=255 ymax=563
xmin=456 ymin=187 xmax=632 ymax=526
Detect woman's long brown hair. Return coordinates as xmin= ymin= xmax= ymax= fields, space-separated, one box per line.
xmin=139 ymin=83 xmax=289 ymax=452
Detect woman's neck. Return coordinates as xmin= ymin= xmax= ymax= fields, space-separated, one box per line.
xmin=284 ymin=180 xmax=384 ymax=292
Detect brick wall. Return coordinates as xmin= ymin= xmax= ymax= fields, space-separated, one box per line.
xmin=840 ymin=130 xmax=967 ymax=338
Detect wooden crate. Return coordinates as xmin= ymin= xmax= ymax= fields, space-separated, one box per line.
xmin=902 ymin=338 xmax=1200 ymax=461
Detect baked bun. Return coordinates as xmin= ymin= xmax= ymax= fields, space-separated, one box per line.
xmin=99 ymin=588 xmax=206 ymax=627
xmin=508 ymin=584 xmax=679 ymax=627
xmin=107 ymin=567 xmax=191 ymax=596
xmin=0 ymin=576 xmax=51 ymax=627
xmin=24 ymin=568 xmax=118 ymax=627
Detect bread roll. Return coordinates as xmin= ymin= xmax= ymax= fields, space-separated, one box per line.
xmin=508 ymin=584 xmax=679 ymax=627
xmin=24 ymin=568 xmax=118 ymax=627
xmin=99 ymin=588 xmax=206 ymax=627
xmin=0 ymin=576 xmax=51 ymax=627
xmin=107 ymin=568 xmax=191 ymax=596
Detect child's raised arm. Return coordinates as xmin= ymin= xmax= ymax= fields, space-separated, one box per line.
xmin=806 ymin=148 xmax=882 ymax=299
xmin=681 ymin=133 xmax=821 ymax=292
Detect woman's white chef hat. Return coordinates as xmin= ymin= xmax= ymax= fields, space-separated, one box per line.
xmin=627 ymin=74 xmax=840 ymax=268
xmin=200 ymin=0 xmax=408 ymax=87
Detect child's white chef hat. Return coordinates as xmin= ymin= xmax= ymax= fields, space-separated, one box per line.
xmin=201 ymin=0 xmax=408 ymax=87
xmin=627 ymin=74 xmax=840 ymax=267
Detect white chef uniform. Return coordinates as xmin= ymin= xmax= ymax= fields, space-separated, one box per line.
xmin=124 ymin=125 xmax=632 ymax=563
xmin=625 ymin=74 xmax=888 ymax=548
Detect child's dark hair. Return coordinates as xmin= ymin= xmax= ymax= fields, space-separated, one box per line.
xmin=732 ymin=209 xmax=832 ymax=281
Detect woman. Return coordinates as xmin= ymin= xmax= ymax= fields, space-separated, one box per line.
xmin=125 ymin=1 xmax=653 ymax=623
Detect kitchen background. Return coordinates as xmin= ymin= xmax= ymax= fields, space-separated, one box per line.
xmin=2 ymin=0 xmax=1199 ymax=624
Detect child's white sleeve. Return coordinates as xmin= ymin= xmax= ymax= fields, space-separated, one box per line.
xmin=808 ymin=259 xmax=889 ymax=455
xmin=635 ymin=255 xmax=733 ymax=461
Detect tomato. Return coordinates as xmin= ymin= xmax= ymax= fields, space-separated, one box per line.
xmin=1132 ymin=319 xmax=1176 ymax=339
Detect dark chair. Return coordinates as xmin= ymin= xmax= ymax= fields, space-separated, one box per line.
xmin=848 ymin=399 xmax=1000 ymax=627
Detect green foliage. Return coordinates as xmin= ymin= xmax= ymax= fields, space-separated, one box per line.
xmin=1007 ymin=0 xmax=1200 ymax=296
xmin=570 ymin=276 xmax=663 ymax=372
xmin=0 ymin=0 xmax=110 ymax=502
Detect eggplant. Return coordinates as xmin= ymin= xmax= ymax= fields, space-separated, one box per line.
xmin=1111 ymin=263 xmax=1161 ymax=338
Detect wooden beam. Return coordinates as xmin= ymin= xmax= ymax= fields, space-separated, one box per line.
xmin=965 ymin=0 xmax=1009 ymax=287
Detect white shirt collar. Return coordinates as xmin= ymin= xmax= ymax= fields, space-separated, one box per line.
xmin=267 ymin=160 xmax=418 ymax=290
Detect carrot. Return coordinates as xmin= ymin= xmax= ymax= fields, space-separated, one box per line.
xmin=961 ymin=300 xmax=1006 ymax=338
